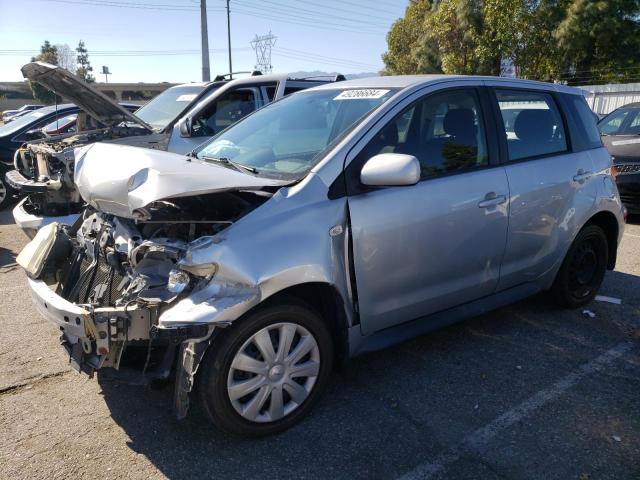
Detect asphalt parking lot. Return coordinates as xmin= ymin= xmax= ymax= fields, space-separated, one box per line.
xmin=0 ymin=209 xmax=639 ymax=480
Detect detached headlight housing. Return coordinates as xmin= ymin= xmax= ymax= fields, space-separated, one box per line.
xmin=180 ymin=262 xmax=218 ymax=278
xmin=167 ymin=269 xmax=191 ymax=294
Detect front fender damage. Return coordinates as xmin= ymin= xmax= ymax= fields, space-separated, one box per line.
xmin=161 ymin=279 xmax=261 ymax=419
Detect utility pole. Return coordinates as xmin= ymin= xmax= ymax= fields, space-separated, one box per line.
xmin=201 ymin=0 xmax=210 ymax=82
xmin=226 ymin=0 xmax=233 ymax=78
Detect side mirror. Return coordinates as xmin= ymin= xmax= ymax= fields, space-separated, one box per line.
xmin=360 ymin=153 xmax=420 ymax=187
xmin=179 ymin=118 xmax=192 ymax=137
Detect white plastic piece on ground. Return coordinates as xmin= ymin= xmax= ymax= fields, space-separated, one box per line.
xmin=582 ymin=309 xmax=596 ymax=318
xmin=595 ymin=295 xmax=622 ymax=305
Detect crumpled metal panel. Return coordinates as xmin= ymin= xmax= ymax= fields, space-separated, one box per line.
xmin=73 ymin=142 xmax=289 ymax=218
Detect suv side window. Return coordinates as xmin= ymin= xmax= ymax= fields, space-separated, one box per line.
xmin=358 ymin=89 xmax=489 ymax=180
xmin=191 ymin=88 xmax=257 ymax=137
xmin=495 ymin=89 xmax=567 ymax=161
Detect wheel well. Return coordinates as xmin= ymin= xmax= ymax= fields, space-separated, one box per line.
xmin=263 ymin=283 xmax=350 ymax=367
xmin=586 ymin=211 xmax=619 ymax=269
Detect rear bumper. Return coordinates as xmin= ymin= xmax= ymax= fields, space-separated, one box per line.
xmin=13 ymin=197 xmax=79 ymax=239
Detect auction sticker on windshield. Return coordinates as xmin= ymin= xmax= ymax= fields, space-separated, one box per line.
xmin=334 ymin=89 xmax=390 ymax=100
xmin=176 ymin=94 xmax=198 ymax=102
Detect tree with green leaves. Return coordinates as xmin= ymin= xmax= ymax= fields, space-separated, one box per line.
xmin=76 ymin=40 xmax=95 ymax=83
xmin=555 ymin=0 xmax=640 ymax=85
xmin=382 ymin=0 xmax=640 ymax=85
xmin=29 ymin=41 xmax=59 ymax=104
xmin=382 ymin=0 xmax=441 ymax=75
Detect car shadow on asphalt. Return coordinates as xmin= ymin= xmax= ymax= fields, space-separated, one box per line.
xmin=96 ymin=270 xmax=640 ymax=480
xmin=0 ymin=206 xmax=17 ymax=226
xmin=0 ymin=245 xmax=17 ymax=271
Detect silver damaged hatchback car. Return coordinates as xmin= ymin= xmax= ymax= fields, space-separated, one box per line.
xmin=18 ymin=76 xmax=625 ymax=436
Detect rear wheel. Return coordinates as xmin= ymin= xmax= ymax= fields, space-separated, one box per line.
xmin=198 ymin=301 xmax=333 ymax=437
xmin=552 ymin=224 xmax=608 ymax=308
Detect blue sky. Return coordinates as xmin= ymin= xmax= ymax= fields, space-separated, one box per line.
xmin=0 ymin=0 xmax=408 ymax=83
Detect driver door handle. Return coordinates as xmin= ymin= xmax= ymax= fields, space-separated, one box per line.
xmin=478 ymin=192 xmax=507 ymax=208
xmin=573 ymin=169 xmax=593 ymax=182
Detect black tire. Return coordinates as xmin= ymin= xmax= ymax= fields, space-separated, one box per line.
xmin=197 ymin=300 xmax=334 ymax=437
xmin=0 ymin=173 xmax=16 ymax=211
xmin=552 ymin=224 xmax=608 ymax=308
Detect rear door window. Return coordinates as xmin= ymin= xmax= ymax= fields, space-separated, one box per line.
xmin=495 ymin=89 xmax=567 ymax=161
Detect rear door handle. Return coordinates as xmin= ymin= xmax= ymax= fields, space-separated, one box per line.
xmin=573 ymin=169 xmax=593 ymax=182
xmin=478 ymin=192 xmax=507 ymax=208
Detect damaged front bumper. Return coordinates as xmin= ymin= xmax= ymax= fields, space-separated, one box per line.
xmin=13 ymin=197 xmax=79 ymax=239
xmin=28 ymin=276 xmax=212 ymax=375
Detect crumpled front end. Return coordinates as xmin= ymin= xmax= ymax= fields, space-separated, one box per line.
xmin=19 ymin=183 xmax=271 ymax=415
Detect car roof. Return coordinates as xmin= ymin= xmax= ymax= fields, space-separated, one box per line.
xmin=32 ymin=103 xmax=77 ymax=113
xmin=308 ymin=75 xmax=582 ymax=95
xmin=610 ymin=102 xmax=640 ymax=110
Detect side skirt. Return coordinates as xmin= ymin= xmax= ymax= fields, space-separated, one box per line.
xmin=348 ymin=281 xmax=542 ymax=357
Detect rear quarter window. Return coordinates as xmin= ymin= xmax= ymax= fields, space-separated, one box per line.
xmin=563 ymin=94 xmax=603 ymax=151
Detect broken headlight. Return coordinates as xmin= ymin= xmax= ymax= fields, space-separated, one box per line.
xmin=167 ymin=269 xmax=191 ymax=294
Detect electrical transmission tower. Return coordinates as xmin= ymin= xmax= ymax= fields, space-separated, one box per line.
xmin=251 ymin=32 xmax=277 ymax=73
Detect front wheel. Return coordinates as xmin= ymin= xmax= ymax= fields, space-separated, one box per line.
xmin=197 ymin=301 xmax=334 ymax=437
xmin=552 ymin=224 xmax=608 ymax=308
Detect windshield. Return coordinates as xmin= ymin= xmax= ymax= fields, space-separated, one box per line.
xmin=135 ymin=84 xmax=207 ymax=130
xmin=195 ymin=88 xmax=397 ymax=180
xmin=0 ymin=107 xmax=57 ymax=137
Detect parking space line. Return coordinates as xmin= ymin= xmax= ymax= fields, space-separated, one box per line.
xmin=397 ymin=341 xmax=635 ymax=480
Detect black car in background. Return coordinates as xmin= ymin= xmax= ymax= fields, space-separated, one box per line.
xmin=0 ymin=102 xmax=139 ymax=209
xmin=598 ymin=103 xmax=640 ymax=214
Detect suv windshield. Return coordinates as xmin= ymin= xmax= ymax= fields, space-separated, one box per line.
xmin=195 ymin=88 xmax=397 ymax=180
xmin=135 ymin=84 xmax=208 ymax=130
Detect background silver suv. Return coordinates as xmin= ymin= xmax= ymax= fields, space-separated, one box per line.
xmin=20 ymin=75 xmax=624 ymax=437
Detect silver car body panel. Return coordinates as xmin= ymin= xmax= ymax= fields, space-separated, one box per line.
xmin=13 ymin=197 xmax=78 ymax=239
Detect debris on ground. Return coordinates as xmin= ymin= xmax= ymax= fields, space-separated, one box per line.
xmin=595 ymin=295 xmax=622 ymax=305
xmin=582 ymin=310 xmax=596 ymax=318
xmin=613 ymin=435 xmax=622 ymax=442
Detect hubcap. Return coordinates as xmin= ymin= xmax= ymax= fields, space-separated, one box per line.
xmin=227 ymin=322 xmax=321 ymax=423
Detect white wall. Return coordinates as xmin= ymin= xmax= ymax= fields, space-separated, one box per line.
xmin=579 ymin=83 xmax=640 ymax=115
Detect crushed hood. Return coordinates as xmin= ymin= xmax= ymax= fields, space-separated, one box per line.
xmin=22 ymin=62 xmax=153 ymax=132
xmin=74 ymin=143 xmax=288 ymax=218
